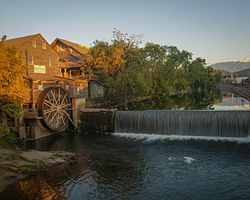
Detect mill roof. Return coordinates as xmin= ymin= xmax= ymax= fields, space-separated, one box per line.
xmin=3 ymin=33 xmax=49 ymax=47
xmin=52 ymin=38 xmax=89 ymax=56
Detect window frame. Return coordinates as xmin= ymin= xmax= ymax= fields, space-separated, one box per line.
xmin=32 ymin=40 xmax=36 ymax=48
xmin=42 ymin=42 xmax=47 ymax=50
xmin=48 ymin=58 xmax=52 ymax=67
xmin=28 ymin=54 xmax=34 ymax=65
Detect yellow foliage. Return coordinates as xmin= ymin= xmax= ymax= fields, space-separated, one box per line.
xmin=78 ymin=44 xmax=90 ymax=49
xmin=110 ymin=44 xmax=125 ymax=74
xmin=0 ymin=42 xmax=30 ymax=104
xmin=84 ymin=42 xmax=125 ymax=77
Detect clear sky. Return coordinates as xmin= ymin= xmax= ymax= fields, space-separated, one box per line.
xmin=1 ymin=0 xmax=250 ymax=64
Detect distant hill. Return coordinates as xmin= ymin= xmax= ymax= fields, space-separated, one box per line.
xmin=209 ymin=61 xmax=250 ymax=72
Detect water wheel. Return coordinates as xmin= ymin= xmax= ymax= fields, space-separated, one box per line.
xmin=37 ymin=87 xmax=72 ymax=131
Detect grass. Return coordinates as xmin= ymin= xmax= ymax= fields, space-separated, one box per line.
xmin=16 ymin=164 xmax=36 ymax=174
xmin=0 ymin=127 xmax=20 ymax=148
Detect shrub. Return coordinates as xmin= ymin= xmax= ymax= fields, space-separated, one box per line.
xmin=0 ymin=126 xmax=18 ymax=147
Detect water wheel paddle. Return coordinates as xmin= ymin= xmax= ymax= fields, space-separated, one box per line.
xmin=37 ymin=87 xmax=72 ymax=131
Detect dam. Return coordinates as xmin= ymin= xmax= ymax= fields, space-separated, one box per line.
xmin=115 ymin=110 xmax=250 ymax=137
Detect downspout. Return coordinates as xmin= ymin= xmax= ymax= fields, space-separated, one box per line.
xmin=25 ymin=50 xmax=33 ymax=109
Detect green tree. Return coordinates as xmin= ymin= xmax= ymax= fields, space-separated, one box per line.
xmin=84 ymin=30 xmax=220 ymax=107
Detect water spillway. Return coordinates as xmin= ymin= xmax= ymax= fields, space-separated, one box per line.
xmin=115 ymin=110 xmax=250 ymax=137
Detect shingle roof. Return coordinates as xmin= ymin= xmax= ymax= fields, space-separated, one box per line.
xmin=59 ymin=60 xmax=83 ymax=69
xmin=52 ymin=38 xmax=89 ymax=56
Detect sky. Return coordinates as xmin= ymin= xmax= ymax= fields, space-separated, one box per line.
xmin=1 ymin=0 xmax=250 ymax=64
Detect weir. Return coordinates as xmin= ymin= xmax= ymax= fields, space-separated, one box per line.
xmin=115 ymin=110 xmax=250 ymax=137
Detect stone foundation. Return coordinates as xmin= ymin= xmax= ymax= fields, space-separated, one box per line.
xmin=79 ymin=109 xmax=116 ymax=133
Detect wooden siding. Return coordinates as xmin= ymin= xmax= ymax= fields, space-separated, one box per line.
xmin=22 ymin=35 xmax=59 ymax=80
xmin=5 ymin=34 xmax=59 ymax=81
xmin=5 ymin=34 xmax=61 ymax=108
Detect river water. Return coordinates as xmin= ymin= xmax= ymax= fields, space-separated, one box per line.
xmin=1 ymin=133 xmax=250 ymax=200
xmin=0 ymin=91 xmax=249 ymax=200
xmin=213 ymin=91 xmax=249 ymax=110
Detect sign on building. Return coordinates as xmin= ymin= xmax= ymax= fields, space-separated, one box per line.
xmin=34 ymin=65 xmax=46 ymax=73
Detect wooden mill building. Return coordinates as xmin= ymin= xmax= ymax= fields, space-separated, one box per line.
xmin=4 ymin=33 xmax=89 ymax=139
xmin=51 ymin=38 xmax=103 ymax=98
xmin=4 ymin=34 xmax=98 ymax=105
xmin=4 ymin=34 xmax=61 ymax=110
xmin=50 ymin=38 xmax=90 ymax=98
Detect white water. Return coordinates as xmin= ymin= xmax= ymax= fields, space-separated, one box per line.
xmin=112 ymin=132 xmax=250 ymax=143
xmin=183 ymin=156 xmax=196 ymax=164
xmin=167 ymin=156 xmax=196 ymax=164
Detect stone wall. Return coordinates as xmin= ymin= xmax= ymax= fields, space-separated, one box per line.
xmin=79 ymin=109 xmax=116 ymax=133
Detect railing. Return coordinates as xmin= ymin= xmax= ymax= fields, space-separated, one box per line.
xmin=59 ymin=73 xmax=97 ymax=80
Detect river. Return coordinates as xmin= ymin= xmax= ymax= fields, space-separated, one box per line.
xmin=0 ymin=90 xmax=249 ymax=200
xmin=213 ymin=91 xmax=249 ymax=110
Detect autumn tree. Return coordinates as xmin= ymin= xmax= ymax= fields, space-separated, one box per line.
xmin=84 ymin=30 xmax=220 ymax=107
xmin=84 ymin=41 xmax=125 ymax=77
xmin=83 ymin=30 xmax=135 ymax=104
xmin=0 ymin=41 xmax=30 ymax=103
xmin=0 ymin=38 xmax=30 ymax=134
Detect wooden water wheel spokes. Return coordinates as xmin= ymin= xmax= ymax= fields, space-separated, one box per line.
xmin=38 ymin=87 xmax=72 ymax=131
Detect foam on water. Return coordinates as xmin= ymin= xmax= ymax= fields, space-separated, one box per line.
xmin=112 ymin=132 xmax=250 ymax=143
xmin=183 ymin=156 xmax=196 ymax=164
xmin=167 ymin=156 xmax=196 ymax=164
xmin=167 ymin=157 xmax=177 ymax=161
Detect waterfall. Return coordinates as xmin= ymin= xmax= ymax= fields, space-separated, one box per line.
xmin=115 ymin=110 xmax=250 ymax=137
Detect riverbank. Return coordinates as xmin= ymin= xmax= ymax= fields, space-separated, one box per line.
xmin=0 ymin=148 xmax=75 ymax=192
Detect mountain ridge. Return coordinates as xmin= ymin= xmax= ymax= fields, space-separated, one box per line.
xmin=209 ymin=60 xmax=250 ymax=72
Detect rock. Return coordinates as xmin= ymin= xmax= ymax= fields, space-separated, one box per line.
xmin=0 ymin=148 xmax=75 ymax=192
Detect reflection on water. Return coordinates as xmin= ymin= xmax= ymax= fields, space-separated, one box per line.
xmin=0 ymin=134 xmax=250 ymax=200
xmin=6 ymin=175 xmax=65 ymax=200
xmin=125 ymin=89 xmax=222 ymax=110
xmin=0 ymin=153 xmax=92 ymax=200
xmin=214 ymin=92 xmax=250 ymax=110
xmin=125 ymin=88 xmax=249 ymax=110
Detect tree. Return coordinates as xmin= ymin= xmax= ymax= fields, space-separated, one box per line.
xmin=83 ymin=30 xmax=143 ymax=104
xmin=84 ymin=30 xmax=220 ymax=107
xmin=0 ymin=39 xmax=30 ymax=134
xmin=1 ymin=35 xmax=7 ymax=42
xmin=83 ymin=40 xmax=125 ymax=78
xmin=0 ymin=41 xmax=30 ymax=103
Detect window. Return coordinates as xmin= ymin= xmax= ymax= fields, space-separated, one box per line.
xmin=32 ymin=40 xmax=36 ymax=48
xmin=48 ymin=58 xmax=52 ymax=67
xmin=28 ymin=54 xmax=33 ymax=65
xmin=69 ymin=55 xmax=77 ymax=61
xmin=60 ymin=68 xmax=65 ymax=77
xmin=57 ymin=46 xmax=62 ymax=51
xmin=38 ymin=84 xmax=43 ymax=91
xmin=42 ymin=42 xmax=46 ymax=50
